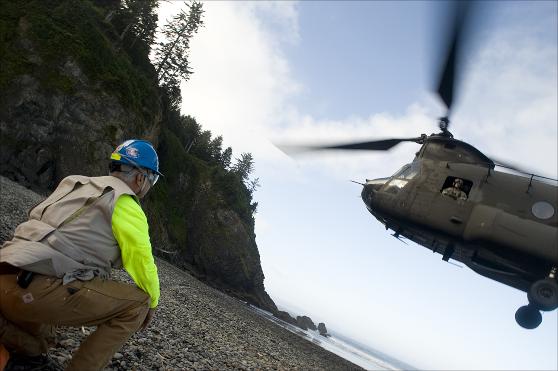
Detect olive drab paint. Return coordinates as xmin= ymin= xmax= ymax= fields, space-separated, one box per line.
xmin=360 ymin=133 xmax=557 ymax=329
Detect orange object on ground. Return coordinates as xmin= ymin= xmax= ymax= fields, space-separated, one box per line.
xmin=0 ymin=343 xmax=9 ymax=371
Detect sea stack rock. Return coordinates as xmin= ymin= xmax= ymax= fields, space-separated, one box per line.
xmin=296 ymin=316 xmax=317 ymax=331
xmin=318 ymin=322 xmax=330 ymax=337
xmin=275 ymin=310 xmax=298 ymax=327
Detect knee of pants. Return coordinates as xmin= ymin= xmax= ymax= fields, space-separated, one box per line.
xmin=0 ymin=316 xmax=47 ymax=356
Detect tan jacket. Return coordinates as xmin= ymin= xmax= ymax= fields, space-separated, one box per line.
xmin=0 ymin=175 xmax=137 ymax=283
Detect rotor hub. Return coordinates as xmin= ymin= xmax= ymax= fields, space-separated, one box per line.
xmin=439 ymin=116 xmax=449 ymax=130
xmin=438 ymin=117 xmax=453 ymax=138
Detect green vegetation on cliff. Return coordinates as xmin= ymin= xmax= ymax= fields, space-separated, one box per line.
xmin=145 ymin=95 xmax=265 ymax=306
xmin=0 ymin=0 xmax=158 ymax=122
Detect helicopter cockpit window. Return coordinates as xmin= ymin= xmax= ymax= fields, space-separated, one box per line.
xmin=383 ymin=163 xmax=420 ymax=195
xmin=384 ymin=179 xmax=408 ymax=195
xmin=366 ymin=177 xmax=390 ymax=185
xmin=441 ymin=176 xmax=473 ymax=201
xmin=397 ymin=162 xmax=420 ymax=180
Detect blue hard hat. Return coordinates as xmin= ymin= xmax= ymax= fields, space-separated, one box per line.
xmin=110 ymin=139 xmax=162 ymax=176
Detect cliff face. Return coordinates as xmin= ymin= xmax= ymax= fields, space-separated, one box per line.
xmin=0 ymin=0 xmax=276 ymax=312
xmin=0 ymin=68 xmax=159 ymax=190
xmin=0 ymin=0 xmax=160 ymax=190
xmin=145 ymin=126 xmax=276 ymax=311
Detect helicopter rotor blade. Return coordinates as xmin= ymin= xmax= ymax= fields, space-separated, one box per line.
xmin=276 ymin=136 xmax=425 ymax=155
xmin=489 ymin=156 xmax=557 ymax=181
xmin=490 ymin=158 xmax=527 ymax=174
xmin=435 ymin=2 xmax=475 ymax=120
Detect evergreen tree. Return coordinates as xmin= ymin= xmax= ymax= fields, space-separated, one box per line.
xmin=191 ymin=130 xmax=212 ymax=162
xmin=208 ymin=136 xmax=223 ymax=163
xmin=123 ymin=0 xmax=159 ymax=48
xmin=220 ymin=147 xmax=233 ymax=169
xmin=232 ymin=153 xmax=255 ymax=183
xmin=153 ymin=1 xmax=204 ymax=96
xmin=102 ymin=0 xmax=159 ymax=50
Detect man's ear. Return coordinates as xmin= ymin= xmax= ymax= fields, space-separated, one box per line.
xmin=137 ymin=172 xmax=146 ymax=185
xmin=132 ymin=172 xmax=141 ymax=187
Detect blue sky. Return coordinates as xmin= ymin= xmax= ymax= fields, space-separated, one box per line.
xmin=159 ymin=2 xmax=557 ymax=369
xmin=282 ymin=2 xmax=429 ymax=119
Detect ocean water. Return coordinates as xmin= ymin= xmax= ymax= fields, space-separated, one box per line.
xmin=248 ymin=305 xmax=413 ymax=370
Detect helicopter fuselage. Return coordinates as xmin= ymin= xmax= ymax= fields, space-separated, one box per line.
xmin=361 ymin=137 xmax=558 ymax=293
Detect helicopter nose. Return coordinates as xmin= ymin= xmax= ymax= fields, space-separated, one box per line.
xmin=361 ymin=182 xmax=383 ymax=204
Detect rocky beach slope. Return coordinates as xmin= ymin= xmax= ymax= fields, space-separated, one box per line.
xmin=0 ymin=176 xmax=361 ymax=370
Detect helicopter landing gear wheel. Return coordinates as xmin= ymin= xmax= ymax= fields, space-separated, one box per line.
xmin=515 ymin=304 xmax=542 ymax=329
xmin=527 ymin=278 xmax=558 ymax=311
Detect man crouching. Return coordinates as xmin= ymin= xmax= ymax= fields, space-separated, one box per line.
xmin=0 ymin=139 xmax=162 ymax=370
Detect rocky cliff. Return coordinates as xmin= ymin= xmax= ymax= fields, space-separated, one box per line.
xmin=0 ymin=0 xmax=275 ymax=312
xmin=0 ymin=0 xmax=161 ymax=190
xmin=145 ymin=126 xmax=276 ymax=311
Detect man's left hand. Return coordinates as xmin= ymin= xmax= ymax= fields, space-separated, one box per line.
xmin=140 ymin=308 xmax=156 ymax=331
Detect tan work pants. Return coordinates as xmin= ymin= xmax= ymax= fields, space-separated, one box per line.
xmin=0 ymin=273 xmax=149 ymax=370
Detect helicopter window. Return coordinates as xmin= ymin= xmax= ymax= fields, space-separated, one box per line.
xmin=532 ymin=201 xmax=555 ymax=220
xmin=383 ymin=163 xmax=420 ymax=195
xmin=400 ymin=164 xmax=419 ymax=179
xmin=384 ymin=179 xmax=408 ymax=195
xmin=440 ymin=176 xmax=473 ymax=200
xmin=366 ymin=177 xmax=390 ymax=185
xmin=393 ymin=162 xmax=420 ymax=180
xmin=392 ymin=165 xmax=409 ymax=178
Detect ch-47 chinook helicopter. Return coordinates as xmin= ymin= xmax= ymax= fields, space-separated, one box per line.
xmin=279 ymin=3 xmax=558 ymax=329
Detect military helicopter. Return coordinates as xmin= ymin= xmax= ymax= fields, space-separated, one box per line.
xmin=278 ymin=3 xmax=558 ymax=329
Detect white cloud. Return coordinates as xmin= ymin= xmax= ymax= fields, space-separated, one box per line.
xmin=179 ymin=2 xmax=300 ymax=159
xmin=455 ymin=23 xmax=558 ymax=178
xmin=247 ymin=2 xmax=300 ymax=45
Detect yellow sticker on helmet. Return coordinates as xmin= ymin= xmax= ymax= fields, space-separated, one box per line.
xmin=110 ymin=153 xmax=122 ymax=161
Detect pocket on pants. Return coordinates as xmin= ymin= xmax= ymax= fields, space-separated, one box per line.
xmin=22 ymin=275 xmax=62 ymax=301
xmin=60 ymin=278 xmax=149 ymax=326
xmin=82 ymin=278 xmax=149 ymax=304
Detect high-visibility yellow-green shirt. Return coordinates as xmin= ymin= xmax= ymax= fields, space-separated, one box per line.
xmin=111 ymin=194 xmax=160 ymax=308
